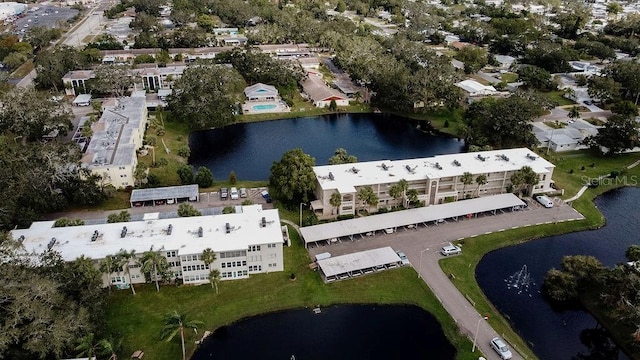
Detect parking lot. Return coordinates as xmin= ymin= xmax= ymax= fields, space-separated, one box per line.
xmin=12 ymin=6 xmax=78 ymax=34
xmin=305 ymin=198 xmax=582 ymax=360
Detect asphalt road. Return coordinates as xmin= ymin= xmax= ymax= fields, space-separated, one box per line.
xmin=307 ymin=198 xmax=584 ymax=360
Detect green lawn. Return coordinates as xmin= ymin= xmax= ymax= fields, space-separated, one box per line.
xmin=439 ymin=150 xmax=640 ymax=360
xmin=500 ymin=72 xmax=518 ymax=83
xmin=106 ymin=227 xmax=480 ymax=360
xmin=544 ymin=91 xmax=576 ymax=106
xmin=9 ymin=59 xmax=34 ymax=80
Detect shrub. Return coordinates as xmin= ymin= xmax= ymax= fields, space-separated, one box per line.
xmin=222 ymin=206 xmax=235 ymax=214
xmin=53 ymin=218 xmax=85 ymax=227
xmin=178 ymin=203 xmax=201 ymax=217
xmin=177 ymin=145 xmax=190 ymax=158
xmin=610 ymin=170 xmax=620 ymax=178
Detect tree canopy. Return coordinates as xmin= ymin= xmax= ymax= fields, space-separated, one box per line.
xmin=0 ymin=234 xmax=105 ymax=359
xmin=269 ymin=148 xmax=316 ymax=207
xmin=582 ymin=114 xmax=639 ymax=155
xmin=168 ymin=62 xmax=246 ymax=130
xmin=464 ymin=93 xmax=545 ymax=148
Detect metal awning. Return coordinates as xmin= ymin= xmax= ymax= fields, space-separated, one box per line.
xmin=300 ymin=193 xmax=524 ymax=246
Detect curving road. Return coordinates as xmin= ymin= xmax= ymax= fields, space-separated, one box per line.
xmin=307 ymin=200 xmax=584 ymax=359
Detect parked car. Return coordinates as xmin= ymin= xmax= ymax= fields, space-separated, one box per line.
xmin=230 ymin=187 xmax=239 ymax=200
xmin=490 ymin=337 xmax=513 ymax=360
xmin=220 ymin=187 xmax=228 ymax=200
xmin=240 ymin=187 xmax=247 ymax=198
xmin=441 ymin=243 xmax=462 ymax=256
xmin=261 ymin=190 xmax=272 ymax=203
xmin=535 ymin=194 xmax=553 ymax=208
xmin=396 ymin=251 xmax=410 ymax=266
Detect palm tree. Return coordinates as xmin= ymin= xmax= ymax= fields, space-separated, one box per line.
xmin=99 ymin=255 xmax=118 ymax=293
xmin=357 ymin=186 xmax=379 ymax=213
xmin=97 ymin=336 xmax=123 ymax=360
xmin=209 ymin=269 xmax=221 ymax=294
xmin=568 ymin=106 xmax=580 ymax=120
xmin=460 ymin=172 xmax=474 ymax=199
xmin=201 ymin=248 xmax=217 ymax=289
xmin=329 ymin=191 xmax=342 ymax=215
xmin=474 ymin=174 xmax=488 ymax=197
xmin=75 ymin=333 xmax=99 ymax=359
xmin=116 ymin=248 xmax=137 ymax=295
xmin=161 ymin=311 xmax=204 ymax=360
xmin=141 ymin=246 xmax=168 ymax=292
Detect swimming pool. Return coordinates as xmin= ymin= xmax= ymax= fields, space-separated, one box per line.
xmin=252 ymin=104 xmax=277 ymax=111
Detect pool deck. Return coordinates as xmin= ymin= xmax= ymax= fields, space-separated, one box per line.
xmin=242 ymin=100 xmax=291 ymax=114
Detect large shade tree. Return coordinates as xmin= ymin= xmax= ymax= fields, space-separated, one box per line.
xmin=269 ymin=148 xmax=316 ymax=208
xmin=168 ymin=62 xmax=245 ymax=130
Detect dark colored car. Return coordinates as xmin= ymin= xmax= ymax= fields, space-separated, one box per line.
xmin=220 ymin=187 xmax=228 ymax=200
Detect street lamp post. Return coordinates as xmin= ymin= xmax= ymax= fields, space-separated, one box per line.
xmin=417 ymin=248 xmax=430 ymax=279
xmin=299 ymin=202 xmax=307 ymax=227
xmin=472 ymin=316 xmax=489 ymax=352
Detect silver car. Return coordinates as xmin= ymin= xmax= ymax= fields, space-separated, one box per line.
xmin=490 ymin=337 xmax=513 ymax=360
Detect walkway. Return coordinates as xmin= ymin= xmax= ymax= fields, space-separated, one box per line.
xmin=565 ymin=159 xmax=640 ymax=203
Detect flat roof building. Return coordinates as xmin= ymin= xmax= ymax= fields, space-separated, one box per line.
xmin=311 ymin=148 xmax=555 ymax=218
xmin=81 ymin=96 xmax=148 ymax=189
xmin=11 ymin=205 xmax=285 ymax=287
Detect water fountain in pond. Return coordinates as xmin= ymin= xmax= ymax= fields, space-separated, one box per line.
xmin=505 ymin=264 xmax=537 ymax=296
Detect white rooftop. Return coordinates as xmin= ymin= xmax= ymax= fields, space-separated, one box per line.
xmin=73 ymin=94 xmax=92 ymax=104
xmin=314 ymin=148 xmax=554 ymax=192
xmin=83 ymin=97 xmax=146 ymax=168
xmin=11 ymin=205 xmax=282 ymax=261
xmin=301 ymin=193 xmax=525 ymax=244
xmin=455 ymin=79 xmax=497 ymax=95
xmin=317 ymin=247 xmax=401 ymax=277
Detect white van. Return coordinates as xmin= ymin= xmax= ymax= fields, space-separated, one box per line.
xmin=535 ymin=195 xmax=554 ymax=208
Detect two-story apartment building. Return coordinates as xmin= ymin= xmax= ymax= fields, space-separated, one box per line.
xmin=10 ymin=205 xmax=285 ymax=287
xmin=81 ymin=96 xmax=147 ymax=189
xmin=311 ymin=148 xmax=555 ymax=218
xmin=62 ymin=65 xmax=186 ymax=96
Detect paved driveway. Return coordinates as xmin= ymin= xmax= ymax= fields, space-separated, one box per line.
xmin=308 ymin=200 xmax=584 ymax=360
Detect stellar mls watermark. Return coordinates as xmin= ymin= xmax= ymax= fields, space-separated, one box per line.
xmin=581 ymin=175 xmax=639 ymax=186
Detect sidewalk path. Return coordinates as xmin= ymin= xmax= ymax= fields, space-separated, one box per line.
xmin=565 ymin=159 xmax=640 ymax=203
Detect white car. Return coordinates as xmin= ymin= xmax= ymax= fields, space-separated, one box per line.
xmin=239 ymin=187 xmax=247 ymax=198
xmin=441 ymin=243 xmax=461 ymax=256
xmin=490 ymin=337 xmax=513 ymax=360
xmin=230 ymin=187 xmax=239 ymax=200
xmin=396 ymin=251 xmax=410 ymax=266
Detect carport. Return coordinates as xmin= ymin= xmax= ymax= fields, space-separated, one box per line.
xmin=130 ymin=184 xmax=199 ymax=207
xmin=317 ymin=246 xmax=402 ymax=282
xmin=300 ymin=193 xmax=525 ymax=248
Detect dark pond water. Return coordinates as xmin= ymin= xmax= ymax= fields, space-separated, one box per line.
xmin=191 ymin=305 xmax=456 ymax=360
xmin=189 ymin=113 xmax=464 ymax=180
xmin=477 ymin=187 xmax=640 ymax=360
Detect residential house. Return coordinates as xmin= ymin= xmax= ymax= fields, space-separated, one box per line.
xmin=11 ymin=205 xmax=285 ymax=287
xmin=300 ymin=73 xmax=349 ymax=108
xmin=310 ymin=148 xmax=555 ymax=218
xmin=532 ymin=120 xmax=599 ymax=152
xmin=455 ymin=79 xmax=499 ymax=97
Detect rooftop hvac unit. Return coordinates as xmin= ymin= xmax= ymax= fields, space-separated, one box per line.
xmin=120 ymin=226 xmax=127 ymax=238
xmin=167 ymin=224 xmax=173 ymax=235
xmin=328 ymin=172 xmax=334 ymax=180
xmin=91 ymin=230 xmax=99 ymax=242
xmin=453 ymin=160 xmax=461 ymax=167
xmin=225 ymin=223 xmax=231 ymax=234
xmin=381 ymin=163 xmax=388 ymax=170
xmin=198 ymin=226 xmax=203 ymax=237
xmin=47 ymin=237 xmax=57 ymax=251
xmin=17 ymin=235 xmax=25 ymax=243
xmin=351 ymin=166 xmax=359 ymax=174
xmin=261 ymin=217 xmax=266 ymax=228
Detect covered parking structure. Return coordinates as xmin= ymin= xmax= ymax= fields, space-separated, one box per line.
xmin=317 ymin=246 xmax=402 ymax=282
xmin=130 ymin=184 xmax=199 ymax=207
xmin=300 ymin=193 xmax=525 ymax=248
